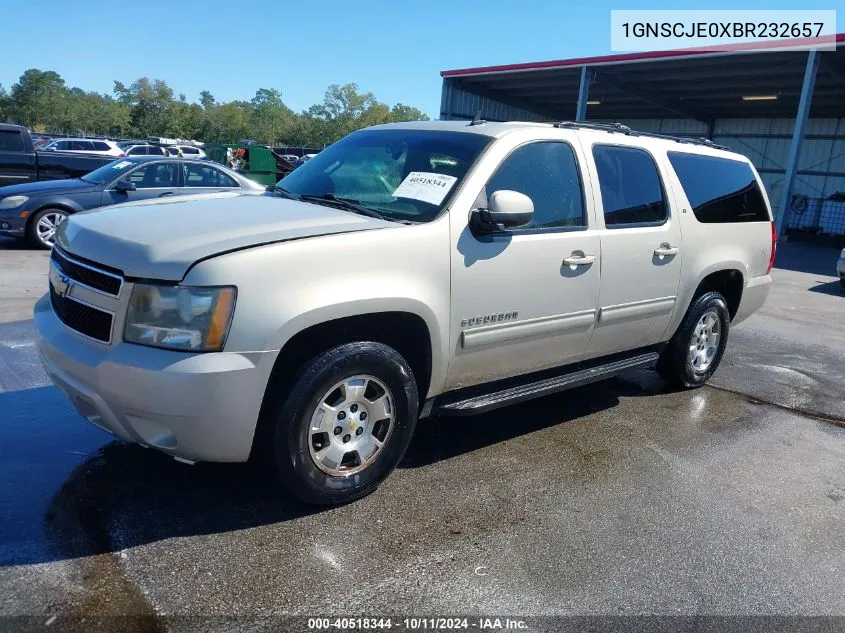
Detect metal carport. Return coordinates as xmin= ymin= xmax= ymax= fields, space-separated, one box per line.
xmin=440 ymin=35 xmax=845 ymax=239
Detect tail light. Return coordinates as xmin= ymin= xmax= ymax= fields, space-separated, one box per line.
xmin=767 ymin=221 xmax=777 ymax=274
xmin=119 ymin=152 xmax=126 ymax=157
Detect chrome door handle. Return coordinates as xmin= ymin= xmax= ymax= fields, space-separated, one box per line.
xmin=654 ymin=244 xmax=679 ymax=257
xmin=562 ymin=254 xmax=597 ymax=266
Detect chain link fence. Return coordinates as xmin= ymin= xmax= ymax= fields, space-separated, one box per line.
xmin=786 ymin=194 xmax=845 ymax=237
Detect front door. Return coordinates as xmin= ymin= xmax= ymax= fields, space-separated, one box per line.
xmin=101 ymin=161 xmax=180 ymax=206
xmin=446 ymin=137 xmax=601 ymax=390
xmin=582 ymin=142 xmax=683 ymax=359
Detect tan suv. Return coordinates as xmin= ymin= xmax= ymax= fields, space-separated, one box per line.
xmin=35 ymin=120 xmax=774 ymax=504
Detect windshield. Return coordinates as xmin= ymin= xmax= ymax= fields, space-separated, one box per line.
xmin=80 ymin=159 xmax=138 ymax=184
xmin=277 ymin=129 xmax=492 ymax=223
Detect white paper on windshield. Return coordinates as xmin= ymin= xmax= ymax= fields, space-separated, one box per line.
xmin=393 ymin=172 xmax=457 ymax=205
xmin=112 ymin=160 xmax=132 ymax=170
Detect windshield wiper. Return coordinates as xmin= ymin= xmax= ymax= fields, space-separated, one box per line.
xmin=266 ymin=184 xmax=300 ymax=200
xmin=298 ymin=193 xmax=387 ymax=221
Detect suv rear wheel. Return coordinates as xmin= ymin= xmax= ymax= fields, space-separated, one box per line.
xmin=657 ymin=291 xmax=730 ymax=389
xmin=268 ymin=341 xmax=419 ymax=505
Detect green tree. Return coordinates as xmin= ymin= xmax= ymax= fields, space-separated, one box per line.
xmin=114 ymin=77 xmax=177 ymax=136
xmin=390 ymin=104 xmax=429 ymax=123
xmin=0 ymin=83 xmax=9 ymax=122
xmin=250 ymin=88 xmax=294 ymax=144
xmin=8 ymin=69 xmax=67 ymax=130
xmin=199 ymin=90 xmax=216 ymax=110
xmin=3 ymin=70 xmax=430 ymax=145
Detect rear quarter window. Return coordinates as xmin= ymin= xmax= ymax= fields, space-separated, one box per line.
xmin=667 ymin=152 xmax=770 ymax=223
xmin=0 ymin=130 xmax=26 ymax=151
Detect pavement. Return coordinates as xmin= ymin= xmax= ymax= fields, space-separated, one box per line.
xmin=0 ymin=236 xmax=844 ymax=630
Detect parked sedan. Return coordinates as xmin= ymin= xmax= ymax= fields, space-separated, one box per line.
xmin=0 ymin=156 xmax=265 ymax=248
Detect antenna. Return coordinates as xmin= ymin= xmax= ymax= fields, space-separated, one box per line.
xmin=468 ymin=110 xmax=486 ymax=126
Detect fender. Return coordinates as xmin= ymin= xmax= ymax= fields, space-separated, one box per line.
xmin=273 ymin=297 xmax=446 ymax=396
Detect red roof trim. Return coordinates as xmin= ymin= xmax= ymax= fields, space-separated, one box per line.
xmin=440 ymin=33 xmax=844 ymax=78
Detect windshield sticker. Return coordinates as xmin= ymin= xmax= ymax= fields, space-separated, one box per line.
xmin=393 ymin=172 xmax=458 ymax=205
xmin=112 ymin=160 xmax=132 ymax=170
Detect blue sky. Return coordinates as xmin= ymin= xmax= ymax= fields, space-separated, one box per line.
xmin=2 ymin=0 xmax=834 ymax=117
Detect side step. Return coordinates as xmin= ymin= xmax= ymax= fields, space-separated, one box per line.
xmin=434 ymin=352 xmax=659 ymax=416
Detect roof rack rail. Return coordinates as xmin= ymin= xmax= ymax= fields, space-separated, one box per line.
xmin=552 ymin=120 xmax=729 ymax=151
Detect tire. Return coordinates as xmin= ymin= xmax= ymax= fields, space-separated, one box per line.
xmin=840 ymin=278 xmax=845 ymax=291
xmin=27 ymin=208 xmax=69 ymax=249
xmin=657 ymin=291 xmax=730 ymax=389
xmin=268 ymin=341 xmax=418 ymax=505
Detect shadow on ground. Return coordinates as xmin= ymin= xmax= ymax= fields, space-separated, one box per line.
xmin=808 ymin=280 xmax=843 ymax=296
xmin=1 ymin=374 xmax=659 ymax=567
xmin=774 ymin=242 xmax=841 ymax=276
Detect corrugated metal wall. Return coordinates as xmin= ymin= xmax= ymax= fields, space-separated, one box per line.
xmin=439 ymin=81 xmax=845 ymax=215
xmin=611 ymin=118 xmax=845 ymax=212
xmin=440 ymin=82 xmax=546 ymax=122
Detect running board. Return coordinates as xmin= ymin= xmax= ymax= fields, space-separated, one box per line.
xmin=434 ymin=352 xmax=659 ymax=416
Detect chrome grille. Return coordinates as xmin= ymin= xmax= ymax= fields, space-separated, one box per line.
xmin=51 ymin=248 xmax=123 ymax=297
xmin=49 ymin=284 xmax=113 ymax=343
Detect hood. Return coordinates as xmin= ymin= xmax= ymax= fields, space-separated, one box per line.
xmin=56 ymin=192 xmax=393 ymax=280
xmin=0 ymin=178 xmax=97 ymax=197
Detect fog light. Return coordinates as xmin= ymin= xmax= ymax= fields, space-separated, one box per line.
xmin=0 ymin=222 xmax=9 ymax=230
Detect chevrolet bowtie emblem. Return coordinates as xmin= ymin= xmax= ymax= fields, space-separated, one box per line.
xmin=349 ymin=421 xmax=356 ymax=431
xmin=52 ymin=268 xmax=73 ymax=298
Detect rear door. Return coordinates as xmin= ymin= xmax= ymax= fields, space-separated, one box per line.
xmin=179 ymin=162 xmax=241 ymax=194
xmin=582 ymin=140 xmax=683 ymax=359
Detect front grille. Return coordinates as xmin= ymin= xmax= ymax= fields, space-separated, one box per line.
xmin=50 ymin=285 xmax=113 ymax=343
xmin=51 ymin=248 xmax=122 ymax=296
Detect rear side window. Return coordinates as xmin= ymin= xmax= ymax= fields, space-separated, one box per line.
xmin=182 ymin=147 xmax=199 ymax=155
xmin=667 ymin=152 xmax=769 ymax=223
xmin=93 ymin=141 xmax=111 ymax=151
xmin=0 ymin=130 xmax=25 ymax=151
xmin=593 ymin=145 xmax=667 ymax=227
xmin=183 ymin=164 xmax=238 ymax=187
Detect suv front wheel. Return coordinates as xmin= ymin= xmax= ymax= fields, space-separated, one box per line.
xmin=269 ymin=341 xmax=419 ymax=505
xmin=657 ymin=291 xmax=730 ymax=389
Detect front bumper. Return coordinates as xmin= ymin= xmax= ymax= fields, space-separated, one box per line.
xmin=0 ymin=214 xmax=26 ymax=237
xmin=34 ymin=293 xmax=276 ymax=462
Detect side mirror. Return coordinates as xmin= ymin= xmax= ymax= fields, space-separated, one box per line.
xmin=114 ymin=179 xmax=136 ymax=192
xmin=471 ymin=190 xmax=534 ymax=232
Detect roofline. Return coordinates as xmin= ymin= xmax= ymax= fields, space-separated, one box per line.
xmin=441 ymin=33 xmax=845 ymax=78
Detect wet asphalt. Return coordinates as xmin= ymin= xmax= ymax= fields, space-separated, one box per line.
xmin=1 ymin=239 xmax=844 ymax=628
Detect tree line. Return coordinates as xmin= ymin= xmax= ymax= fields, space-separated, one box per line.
xmin=0 ymin=69 xmax=429 ymax=146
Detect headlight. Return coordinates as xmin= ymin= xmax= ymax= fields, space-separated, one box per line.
xmin=124 ymin=284 xmax=236 ymax=351
xmin=841 ymin=247 xmax=845 ymax=258
xmin=0 ymin=196 xmax=29 ymax=210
